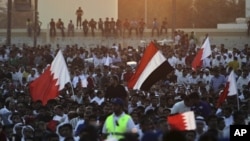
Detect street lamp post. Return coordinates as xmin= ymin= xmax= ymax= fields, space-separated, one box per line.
xmin=33 ymin=0 xmax=38 ymax=47
xmin=172 ymin=0 xmax=176 ymax=39
xmin=145 ymin=0 xmax=147 ymax=28
xmin=7 ymin=0 xmax=12 ymax=46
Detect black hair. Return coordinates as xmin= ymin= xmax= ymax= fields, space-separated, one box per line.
xmin=162 ymin=130 xmax=187 ymax=141
xmin=59 ymin=123 xmax=73 ymax=131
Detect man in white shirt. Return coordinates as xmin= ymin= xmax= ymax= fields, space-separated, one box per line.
xmin=90 ymin=90 xmax=105 ymax=105
xmin=171 ymin=92 xmax=199 ymax=114
xmin=236 ymin=70 xmax=249 ymax=94
xmin=177 ymin=69 xmax=190 ymax=87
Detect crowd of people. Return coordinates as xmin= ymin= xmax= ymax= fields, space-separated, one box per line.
xmin=1 ymin=23 xmax=250 ymax=141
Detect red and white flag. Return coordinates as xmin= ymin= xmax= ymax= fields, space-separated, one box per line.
xmin=191 ymin=37 xmax=211 ymax=71
xmin=29 ymin=50 xmax=71 ymax=105
xmin=127 ymin=42 xmax=174 ymax=91
xmin=216 ymin=70 xmax=237 ymax=108
xmin=167 ymin=111 xmax=196 ymax=131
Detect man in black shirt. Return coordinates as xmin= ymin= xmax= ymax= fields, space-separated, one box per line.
xmin=105 ymin=75 xmax=128 ymax=106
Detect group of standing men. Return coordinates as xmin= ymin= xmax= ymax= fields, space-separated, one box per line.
xmin=48 ymin=7 xmax=169 ymax=38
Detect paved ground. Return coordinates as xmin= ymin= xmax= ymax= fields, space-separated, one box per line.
xmin=0 ymin=28 xmax=250 ymax=50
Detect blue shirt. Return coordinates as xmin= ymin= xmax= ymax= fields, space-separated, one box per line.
xmin=191 ymin=101 xmax=212 ymax=118
xmin=210 ymin=74 xmax=226 ymax=93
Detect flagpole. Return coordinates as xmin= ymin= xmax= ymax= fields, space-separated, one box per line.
xmin=236 ymin=93 xmax=240 ymax=111
xmin=69 ymin=82 xmax=75 ymax=96
xmin=232 ymin=70 xmax=240 ymax=111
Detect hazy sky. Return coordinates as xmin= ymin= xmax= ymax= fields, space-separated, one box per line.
xmin=38 ymin=0 xmax=118 ymax=28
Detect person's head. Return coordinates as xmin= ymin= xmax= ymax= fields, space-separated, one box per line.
xmin=96 ymin=90 xmax=104 ymax=98
xmin=217 ymin=117 xmax=225 ymax=130
xmin=84 ymin=106 xmax=93 ymax=120
xmin=242 ymin=70 xmax=249 ymax=78
xmin=110 ymin=75 xmax=119 ymax=86
xmin=156 ymin=117 xmax=169 ymax=133
xmin=53 ymin=105 xmax=64 ymax=116
xmin=184 ymin=92 xmax=200 ymax=107
xmin=185 ymin=130 xmax=196 ymax=141
xmin=195 ymin=116 xmax=206 ymax=132
xmin=131 ymin=111 xmax=139 ymax=124
xmin=111 ymin=98 xmax=124 ymax=115
xmin=131 ymin=95 xmax=139 ymax=105
xmin=78 ymin=124 xmax=99 ymax=141
xmin=46 ymin=133 xmax=59 ymax=141
xmin=151 ymin=96 xmax=159 ymax=107
xmin=58 ymin=123 xmax=73 ymax=138
xmin=139 ymin=116 xmax=155 ymax=133
xmin=11 ymin=112 xmax=23 ymax=124
xmin=206 ymin=115 xmax=218 ymax=130
xmin=213 ymin=67 xmax=220 ymax=77
xmin=162 ymin=130 xmax=187 ymax=141
xmin=222 ymin=106 xmax=232 ymax=118
xmin=22 ymin=125 xmax=34 ymax=139
xmin=198 ymin=131 xmax=217 ymax=141
xmin=233 ymin=110 xmax=246 ymax=125
xmin=189 ymin=92 xmax=200 ymax=105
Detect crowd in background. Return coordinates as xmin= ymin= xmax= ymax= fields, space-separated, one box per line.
xmin=0 ymin=27 xmax=250 ymax=141
xmin=24 ymin=6 xmax=169 ymax=39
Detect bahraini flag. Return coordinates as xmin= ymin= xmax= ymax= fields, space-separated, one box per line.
xmin=216 ymin=70 xmax=237 ymax=108
xmin=167 ymin=111 xmax=196 ymax=131
xmin=192 ymin=37 xmax=211 ymax=71
xmin=127 ymin=42 xmax=174 ymax=91
xmin=29 ymin=50 xmax=71 ymax=105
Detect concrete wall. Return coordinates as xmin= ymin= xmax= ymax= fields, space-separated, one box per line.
xmin=38 ymin=0 xmax=118 ymax=29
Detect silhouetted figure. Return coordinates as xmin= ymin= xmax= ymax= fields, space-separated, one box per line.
xmin=26 ymin=18 xmax=33 ymax=37
xmin=56 ymin=18 xmax=65 ymax=37
xmin=82 ymin=19 xmax=89 ymax=36
xmin=76 ymin=7 xmax=83 ymax=29
xmin=49 ymin=18 xmax=56 ymax=37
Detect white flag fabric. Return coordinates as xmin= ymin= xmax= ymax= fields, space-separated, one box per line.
xmin=216 ymin=70 xmax=237 ymax=108
xmin=29 ymin=50 xmax=71 ymax=105
xmin=192 ymin=37 xmax=212 ymax=71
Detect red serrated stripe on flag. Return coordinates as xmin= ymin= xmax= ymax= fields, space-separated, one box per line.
xmin=167 ymin=113 xmax=186 ymax=130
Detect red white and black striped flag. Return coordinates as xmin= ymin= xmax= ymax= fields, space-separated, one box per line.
xmin=127 ymin=42 xmax=174 ymax=91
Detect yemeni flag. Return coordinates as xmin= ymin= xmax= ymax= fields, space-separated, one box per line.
xmin=216 ymin=70 xmax=237 ymax=108
xmin=167 ymin=111 xmax=196 ymax=131
xmin=127 ymin=42 xmax=174 ymax=91
xmin=29 ymin=50 xmax=71 ymax=105
xmin=191 ymin=37 xmax=211 ymax=71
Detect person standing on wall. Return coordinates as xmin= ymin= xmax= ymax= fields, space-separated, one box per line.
xmin=26 ymin=18 xmax=33 ymax=37
xmin=151 ymin=18 xmax=159 ymax=37
xmin=75 ymin=7 xmax=83 ymax=29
